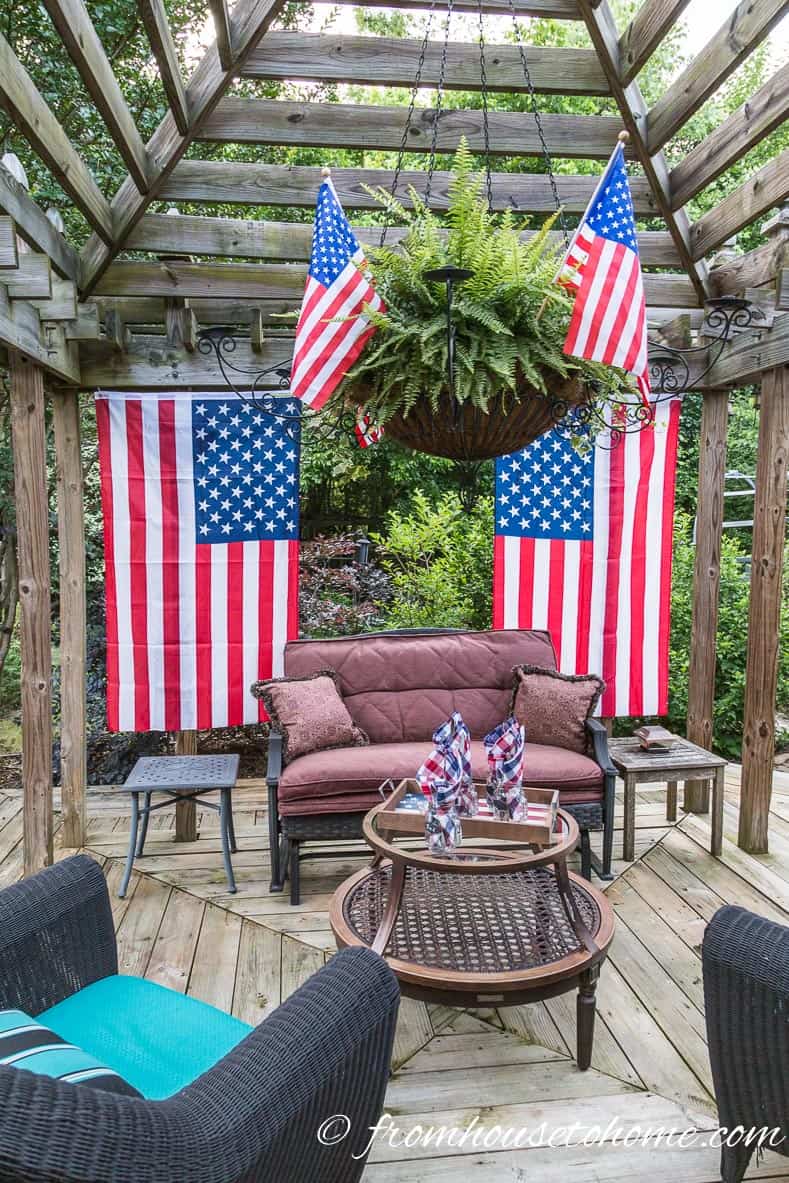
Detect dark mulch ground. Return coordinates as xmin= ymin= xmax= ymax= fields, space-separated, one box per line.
xmin=83 ymin=725 xmax=270 ymax=785
xmin=1 ymin=729 xmax=269 ymax=794
xmin=0 ymin=754 xmax=20 ymax=795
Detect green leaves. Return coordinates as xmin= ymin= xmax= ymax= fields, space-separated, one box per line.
xmin=336 ymin=140 xmax=625 ymax=425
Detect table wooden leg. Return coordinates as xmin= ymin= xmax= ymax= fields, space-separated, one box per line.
xmin=623 ymin=773 xmax=636 ymax=863
xmin=576 ymin=967 xmax=598 ymax=1071
xmin=175 ymin=730 xmax=198 ymax=841
xmin=683 ymin=777 xmax=710 ymax=814
xmin=666 ymin=780 xmax=677 ymax=823
xmin=175 ymin=797 xmax=197 ymax=842
xmin=711 ymin=766 xmax=725 ymax=857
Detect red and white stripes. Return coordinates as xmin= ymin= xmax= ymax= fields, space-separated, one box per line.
xmin=96 ymin=392 xmax=298 ymax=732
xmin=493 ymin=399 xmax=680 ymax=716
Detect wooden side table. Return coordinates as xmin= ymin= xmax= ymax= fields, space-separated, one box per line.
xmin=607 ymin=736 xmax=725 ymax=862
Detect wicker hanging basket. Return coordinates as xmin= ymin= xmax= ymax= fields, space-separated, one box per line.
xmin=377 ymin=371 xmax=590 ymax=461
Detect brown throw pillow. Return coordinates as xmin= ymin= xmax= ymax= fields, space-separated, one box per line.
xmin=510 ymin=665 xmax=605 ymax=754
xmin=252 ymin=670 xmax=368 ymax=763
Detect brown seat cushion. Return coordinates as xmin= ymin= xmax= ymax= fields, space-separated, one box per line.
xmin=278 ymin=740 xmax=603 ymax=815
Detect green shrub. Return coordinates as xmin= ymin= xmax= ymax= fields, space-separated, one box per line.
xmin=372 ymin=491 xmax=493 ymax=630
xmin=373 ymin=499 xmax=789 ymax=759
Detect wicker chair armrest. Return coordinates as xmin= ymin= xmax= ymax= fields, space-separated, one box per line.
xmin=585 ymin=718 xmax=617 ymax=776
xmin=267 ymin=728 xmax=284 ymax=782
xmin=703 ymin=906 xmax=789 ymax=1148
xmin=0 ymin=855 xmax=117 ymax=1016
xmin=0 ymin=947 xmax=399 ymax=1183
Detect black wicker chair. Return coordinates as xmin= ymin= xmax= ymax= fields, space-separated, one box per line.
xmin=702 ymin=905 xmax=789 ymax=1183
xmin=0 ymin=855 xmax=400 ymax=1183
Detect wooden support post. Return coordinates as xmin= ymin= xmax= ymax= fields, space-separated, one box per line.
xmin=685 ymin=390 xmax=728 ymax=812
xmin=739 ymin=365 xmax=789 ymax=852
xmin=8 ymin=352 xmax=53 ymax=874
xmin=175 ymin=729 xmax=198 ymax=840
xmin=53 ymin=389 xmax=86 ymax=848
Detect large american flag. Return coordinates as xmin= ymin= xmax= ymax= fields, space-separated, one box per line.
xmin=560 ymin=142 xmax=650 ymax=404
xmin=290 ymin=177 xmax=383 ymax=410
xmin=493 ymin=399 xmax=681 ymax=717
xmin=95 ymin=392 xmax=299 ymax=732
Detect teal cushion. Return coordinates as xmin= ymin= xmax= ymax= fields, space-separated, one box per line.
xmin=39 ymin=975 xmax=252 ymax=1100
xmin=0 ymin=1008 xmax=141 ymax=1096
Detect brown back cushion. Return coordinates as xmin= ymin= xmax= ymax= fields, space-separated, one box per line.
xmin=283 ymin=629 xmax=557 ymax=742
xmin=510 ymin=665 xmax=605 ymax=754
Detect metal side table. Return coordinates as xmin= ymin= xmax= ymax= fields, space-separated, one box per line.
xmin=118 ymin=754 xmax=240 ymax=897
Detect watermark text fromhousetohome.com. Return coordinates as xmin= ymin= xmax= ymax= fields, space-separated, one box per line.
xmin=316 ymin=1113 xmax=786 ymax=1160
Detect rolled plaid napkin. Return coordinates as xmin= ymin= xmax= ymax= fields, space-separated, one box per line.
xmin=484 ymin=715 xmax=526 ymax=821
xmin=425 ymin=781 xmax=463 ymax=855
xmin=415 ymin=715 xmax=473 ymax=852
xmin=432 ymin=712 xmax=478 ymax=817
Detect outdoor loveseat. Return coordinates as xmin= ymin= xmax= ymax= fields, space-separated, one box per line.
xmin=0 ymin=855 xmax=400 ymax=1183
xmin=263 ymin=628 xmax=616 ymax=903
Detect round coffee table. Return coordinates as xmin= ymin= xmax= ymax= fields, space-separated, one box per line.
xmin=329 ymin=799 xmax=615 ymax=1069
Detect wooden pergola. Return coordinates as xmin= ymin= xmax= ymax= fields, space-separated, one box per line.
xmin=1 ymin=0 xmax=787 ymax=875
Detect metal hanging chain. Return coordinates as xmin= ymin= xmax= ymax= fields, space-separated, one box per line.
xmin=507 ymin=0 xmax=569 ymax=246
xmin=425 ymin=0 xmax=454 ymax=206
xmin=476 ymin=0 xmax=494 ymax=212
xmin=381 ymin=1 xmax=438 ymax=246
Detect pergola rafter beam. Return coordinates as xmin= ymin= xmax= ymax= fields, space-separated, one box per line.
xmin=575 ymin=0 xmax=709 ymax=302
xmin=0 ymin=287 xmax=80 ymax=383
xmin=709 ymin=235 xmax=788 ymax=297
xmin=618 ymin=0 xmax=693 ymax=88
xmin=126 ymin=211 xmax=683 ymax=265
xmin=201 ymin=98 xmax=632 ymax=159
xmin=646 ymin=0 xmax=788 ymax=154
xmin=160 ymin=159 xmax=660 ymax=214
xmin=80 ymin=0 xmax=290 ymax=294
xmin=240 ymin=32 xmax=610 ymax=95
xmin=41 ymin=0 xmax=152 ymax=193
xmin=0 ymin=34 xmax=114 ymax=242
xmin=690 ymin=149 xmax=789 ymax=262
xmin=670 ymin=63 xmax=789 ymax=211
xmin=95 ymin=258 xmax=700 ymax=306
xmin=331 ymin=0 xmax=580 ymax=13
xmin=208 ymin=0 xmax=234 ymax=71
xmin=79 ymin=331 xmax=293 ymax=387
xmin=0 ymin=163 xmax=81 ymax=283
xmin=139 ymin=0 xmax=190 ymax=136
xmin=702 ymin=309 xmax=789 ymax=387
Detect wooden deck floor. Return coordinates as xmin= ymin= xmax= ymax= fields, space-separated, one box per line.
xmin=2 ymin=766 xmax=789 ymax=1180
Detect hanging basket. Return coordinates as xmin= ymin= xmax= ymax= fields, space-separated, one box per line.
xmin=377 ymin=371 xmax=591 ymax=461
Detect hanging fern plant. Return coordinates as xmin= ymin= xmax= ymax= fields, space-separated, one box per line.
xmin=331 ymin=142 xmax=630 ymax=460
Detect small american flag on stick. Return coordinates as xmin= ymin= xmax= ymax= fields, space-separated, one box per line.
xmin=559 ymin=136 xmax=650 ymax=405
xmin=355 ymin=407 xmax=384 ymax=448
xmin=290 ymin=169 xmax=384 ymax=412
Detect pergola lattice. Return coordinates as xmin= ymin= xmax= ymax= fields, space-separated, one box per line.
xmin=0 ymin=0 xmax=787 ymax=875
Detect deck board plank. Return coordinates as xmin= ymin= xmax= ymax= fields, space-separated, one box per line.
xmin=2 ymin=765 xmax=789 ymax=1180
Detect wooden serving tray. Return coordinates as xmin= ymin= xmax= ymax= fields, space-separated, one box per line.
xmin=377 ymin=778 xmax=561 ymax=846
